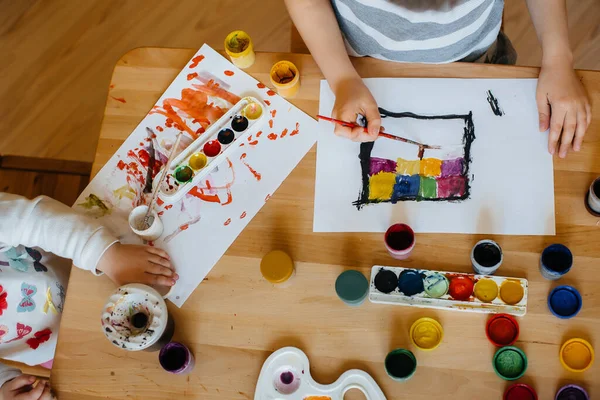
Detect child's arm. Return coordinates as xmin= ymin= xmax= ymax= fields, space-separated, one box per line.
xmin=285 ymin=0 xmax=381 ymax=141
xmin=0 ymin=369 xmax=52 ymax=400
xmin=526 ymin=0 xmax=591 ymax=158
xmin=0 ymin=193 xmax=177 ymax=287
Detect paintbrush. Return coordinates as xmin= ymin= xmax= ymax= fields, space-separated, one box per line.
xmin=316 ymin=115 xmax=441 ymax=150
xmin=141 ymin=132 xmax=183 ymax=229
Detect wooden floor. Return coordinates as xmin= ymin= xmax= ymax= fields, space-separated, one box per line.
xmin=0 ymin=0 xmax=598 ymax=165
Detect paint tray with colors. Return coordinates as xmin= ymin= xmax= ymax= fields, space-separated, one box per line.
xmin=369 ymin=266 xmax=528 ymax=316
xmin=157 ymin=96 xmax=265 ymax=203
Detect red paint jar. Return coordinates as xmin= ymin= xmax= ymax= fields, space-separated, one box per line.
xmin=504 ymin=383 xmax=537 ymax=400
xmin=486 ymin=314 xmax=520 ymax=347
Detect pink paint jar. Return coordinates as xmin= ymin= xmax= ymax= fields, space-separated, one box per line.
xmin=384 ymin=224 xmax=415 ymax=260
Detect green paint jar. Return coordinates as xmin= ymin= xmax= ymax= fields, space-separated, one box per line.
xmin=335 ymin=270 xmax=369 ymax=306
xmin=493 ymin=346 xmax=528 ymax=380
xmin=384 ymin=349 xmax=417 ymax=382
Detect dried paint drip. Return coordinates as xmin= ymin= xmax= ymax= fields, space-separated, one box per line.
xmin=217 ymin=128 xmax=235 ymax=145
xmin=203 ymin=140 xmax=221 ymax=157
xmin=448 ymin=276 xmax=474 ymax=301
xmin=231 ymin=115 xmax=249 ymax=132
xmin=423 ymin=273 xmax=449 ymax=298
xmin=397 ymin=270 xmax=424 ymax=296
xmin=474 ymin=278 xmax=498 ymax=302
xmin=374 ymin=269 xmax=398 ymax=294
xmin=499 ymin=280 xmax=524 ymax=305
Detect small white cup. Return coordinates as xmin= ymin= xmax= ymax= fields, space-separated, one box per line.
xmin=587 ymin=177 xmax=600 ymax=214
xmin=128 ymin=205 xmax=163 ymax=241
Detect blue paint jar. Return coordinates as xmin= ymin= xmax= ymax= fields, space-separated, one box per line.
xmin=539 ymin=244 xmax=573 ymax=280
xmin=547 ymin=285 xmax=582 ymax=319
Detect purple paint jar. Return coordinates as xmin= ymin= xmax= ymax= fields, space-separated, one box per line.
xmin=555 ymin=384 xmax=589 ymax=400
xmin=159 ymin=342 xmax=195 ymax=375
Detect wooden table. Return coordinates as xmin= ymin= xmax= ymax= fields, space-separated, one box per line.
xmin=52 ymin=48 xmax=599 ymax=399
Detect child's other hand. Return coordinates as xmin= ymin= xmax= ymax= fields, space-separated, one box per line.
xmin=537 ymin=60 xmax=591 ymax=158
xmin=331 ymin=77 xmax=381 ymax=142
xmin=0 ymin=375 xmax=53 ymax=400
xmin=96 ymin=243 xmax=178 ymax=287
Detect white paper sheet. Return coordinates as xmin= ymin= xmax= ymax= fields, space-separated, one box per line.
xmin=74 ymin=45 xmax=317 ymax=307
xmin=314 ymin=78 xmax=555 ymax=235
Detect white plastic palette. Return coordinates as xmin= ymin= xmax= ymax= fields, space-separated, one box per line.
xmin=157 ymin=96 xmax=265 ymax=203
xmin=369 ymin=266 xmax=528 ymax=316
xmin=255 ymin=347 xmax=386 ymax=400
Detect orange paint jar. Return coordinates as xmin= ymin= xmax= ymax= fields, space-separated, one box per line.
xmin=269 ymin=61 xmax=300 ymax=98
xmin=224 ymin=30 xmax=255 ymax=69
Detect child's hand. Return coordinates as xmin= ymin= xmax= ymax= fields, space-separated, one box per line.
xmin=0 ymin=375 xmax=53 ymax=400
xmin=537 ymin=60 xmax=591 ymax=158
xmin=96 ymin=243 xmax=178 ymax=287
xmin=331 ymin=77 xmax=381 ymax=142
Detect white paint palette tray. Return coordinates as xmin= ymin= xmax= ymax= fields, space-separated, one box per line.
xmin=157 ymin=96 xmax=265 ymax=203
xmin=369 ymin=266 xmax=528 ymax=316
xmin=255 ymin=347 xmax=386 ymax=400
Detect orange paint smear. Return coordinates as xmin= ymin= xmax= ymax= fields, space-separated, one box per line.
xmin=267 ymin=90 xmax=276 ymax=96
xmin=264 ymin=100 xmax=271 ymax=106
xmin=187 ymin=159 xmax=235 ymax=205
xmin=187 ymin=72 xmax=198 ymax=81
xmin=257 ymin=82 xmax=266 ymax=89
xmin=240 ymin=153 xmax=261 ymax=181
xmin=224 ymin=218 xmax=232 ymax=226
xmin=156 ymin=126 xmax=164 ymax=132
xmin=247 ymin=135 xmax=253 ymax=141
xmin=109 ymin=84 xmax=115 ymax=89
xmin=165 ymin=204 xmax=173 ymax=210
xmin=256 ymin=131 xmax=263 ymax=137
xmin=189 ymin=55 xmax=205 ymax=68
xmin=111 ymin=96 xmax=126 ymax=103
xmin=270 ymin=110 xmax=277 ymax=118
xmin=224 ymin=70 xmax=234 ymax=76
xmin=269 ymin=120 xmax=273 ymax=129
xmin=249 ymin=140 xmax=258 ymax=146
xmin=267 ymin=133 xmax=277 ymax=140
xmin=240 ymin=211 xmax=247 ymax=219
xmin=280 ymin=128 xmax=288 ymax=138
xmin=157 ymin=198 xmax=164 ymax=206
xmin=158 ymin=211 xmax=164 ymax=216
xmin=180 ymin=223 xmax=190 ymax=231
xmin=290 ymin=122 xmax=300 ymax=136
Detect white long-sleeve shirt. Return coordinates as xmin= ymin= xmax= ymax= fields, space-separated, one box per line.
xmin=0 ymin=193 xmax=118 ymax=387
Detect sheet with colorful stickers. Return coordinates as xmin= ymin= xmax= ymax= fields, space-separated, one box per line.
xmin=74 ymin=45 xmax=317 ymax=307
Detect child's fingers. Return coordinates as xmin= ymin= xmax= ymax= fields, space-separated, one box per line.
xmin=573 ymin=109 xmax=588 ymax=151
xmin=536 ymin=92 xmax=551 ymax=132
xmin=364 ymin=104 xmax=381 ymax=138
xmin=147 ymin=255 xmax=171 ymax=268
xmin=146 ymin=263 xmax=177 ymax=278
xmin=7 ymin=375 xmax=36 ymax=390
xmin=333 ymin=124 xmax=354 ymax=138
xmin=558 ymin=111 xmax=577 ymax=158
xmin=38 ymin=383 xmax=53 ymax=400
xmin=145 ymin=246 xmax=170 ymax=260
xmin=548 ymin=108 xmax=566 ymax=155
xmin=146 ymin=273 xmax=176 ymax=287
xmin=16 ymin=380 xmax=45 ymax=400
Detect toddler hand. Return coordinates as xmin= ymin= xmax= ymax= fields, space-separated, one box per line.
xmin=0 ymin=375 xmax=53 ymax=400
xmin=537 ymin=60 xmax=591 ymax=158
xmin=96 ymin=243 xmax=178 ymax=287
xmin=331 ymin=77 xmax=381 ymax=141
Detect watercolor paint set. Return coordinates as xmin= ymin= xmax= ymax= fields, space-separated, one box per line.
xmin=369 ymin=266 xmax=528 ymax=316
xmin=157 ymin=96 xmax=265 ymax=203
xmin=255 ymin=347 xmax=386 ymax=400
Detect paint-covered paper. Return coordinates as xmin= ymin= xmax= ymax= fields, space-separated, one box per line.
xmin=74 ymin=45 xmax=317 ymax=307
xmin=315 ymin=78 xmax=555 ymax=235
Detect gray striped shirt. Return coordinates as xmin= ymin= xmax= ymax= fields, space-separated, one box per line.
xmin=331 ymin=0 xmax=504 ymax=63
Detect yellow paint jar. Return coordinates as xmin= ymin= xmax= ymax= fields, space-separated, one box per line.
xmin=224 ymin=30 xmax=255 ymax=69
xmin=560 ymin=338 xmax=594 ymax=372
xmin=260 ymin=250 xmax=295 ymax=286
xmin=269 ymin=61 xmax=300 ymax=98
xmin=410 ymin=317 xmax=443 ymax=351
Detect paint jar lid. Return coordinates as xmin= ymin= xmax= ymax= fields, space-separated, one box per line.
xmin=260 ymin=250 xmax=294 ymax=284
xmin=548 ymin=285 xmax=582 ymax=319
xmin=410 ymin=317 xmax=443 ymax=351
xmin=560 ymin=338 xmax=594 ymax=373
xmin=504 ymin=383 xmax=537 ymax=400
xmin=493 ymin=346 xmax=528 ymax=381
xmin=555 ymin=384 xmax=590 ymax=400
xmin=486 ymin=314 xmax=519 ymax=347
xmin=335 ymin=270 xmax=369 ymax=306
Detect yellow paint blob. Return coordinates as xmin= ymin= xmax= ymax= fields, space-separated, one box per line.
xmin=420 ymin=158 xmax=442 ymax=177
xmin=260 ymin=250 xmax=294 ymax=284
xmin=560 ymin=338 xmax=594 ymax=372
xmin=499 ymin=280 xmax=524 ymax=305
xmin=243 ymin=102 xmax=263 ymax=120
xmin=368 ymin=172 xmax=396 ymax=200
xmin=410 ymin=317 xmax=443 ymax=351
xmin=189 ymin=153 xmax=208 ymax=170
xmin=396 ymin=158 xmax=420 ymax=175
xmin=474 ymin=278 xmax=499 ymax=303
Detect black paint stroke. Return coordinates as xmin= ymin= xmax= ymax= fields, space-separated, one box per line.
xmin=143 ymin=127 xmax=156 ymax=193
xmin=353 ymin=108 xmax=476 ymax=209
xmin=486 ymin=90 xmax=504 ymax=116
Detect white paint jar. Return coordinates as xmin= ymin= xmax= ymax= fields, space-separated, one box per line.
xmin=587 ymin=177 xmax=600 ymax=214
xmin=128 ymin=205 xmax=163 ymax=241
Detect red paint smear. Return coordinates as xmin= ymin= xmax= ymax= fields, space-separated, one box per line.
xmin=164 ymin=204 xmax=173 ymax=210
xmin=240 ymin=211 xmax=247 ymax=219
xmin=109 ymin=84 xmax=115 ymax=89
xmin=267 ymin=133 xmax=277 ymax=140
xmin=180 ymin=223 xmax=190 ymax=231
xmin=268 ymin=120 xmax=273 ymax=129
xmin=249 ymin=140 xmax=259 ymax=146
xmin=139 ymin=142 xmax=144 ymax=146
xmin=187 ymin=159 xmax=234 ymax=205
xmin=224 ymin=70 xmax=234 ymax=76
xmin=111 ymin=96 xmax=126 ymax=103
xmin=239 ymin=143 xmax=245 ymax=147
xmin=240 ymin=153 xmax=261 ymax=181
xmin=224 ymin=218 xmax=232 ymax=226
xmin=257 ymin=82 xmax=266 ymax=89
xmin=247 ymin=135 xmax=253 ymax=141
xmin=156 ymin=126 xmax=164 ymax=132
xmin=280 ymin=128 xmax=288 ymax=138
xmin=117 ymin=160 xmax=126 ymax=170
xmin=265 ymin=194 xmax=271 ymax=202
xmin=264 ymin=100 xmax=271 ymax=106
xmin=158 ymin=211 xmax=164 ymax=216
xmin=187 ymin=72 xmax=199 ymax=81
xmin=256 ymin=131 xmax=263 ymax=138
xmin=189 ymin=55 xmax=205 ymax=68
xmin=270 ymin=110 xmax=277 ymax=118
xmin=448 ymin=276 xmax=474 ymax=301
xmin=266 ymin=90 xmax=276 ymax=96
xmin=290 ymin=122 xmax=300 ymax=136
xmin=157 ymin=198 xmax=164 ymax=206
